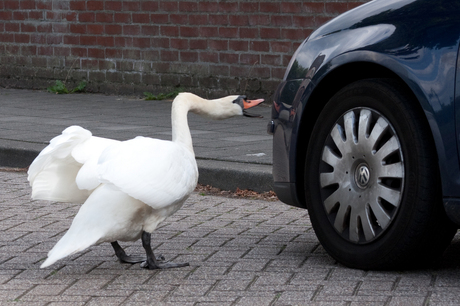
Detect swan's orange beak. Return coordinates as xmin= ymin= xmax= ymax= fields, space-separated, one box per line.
xmin=243 ymin=98 xmax=264 ymax=109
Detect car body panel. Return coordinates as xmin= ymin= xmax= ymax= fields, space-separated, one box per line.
xmin=271 ymin=0 xmax=460 ymax=223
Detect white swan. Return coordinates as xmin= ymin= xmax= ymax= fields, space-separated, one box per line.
xmin=28 ymin=93 xmax=263 ymax=269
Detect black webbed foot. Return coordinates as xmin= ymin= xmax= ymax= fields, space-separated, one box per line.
xmin=140 ymin=260 xmax=189 ymax=269
xmin=111 ymin=241 xmax=167 ymax=264
xmin=140 ymin=231 xmax=189 ymax=270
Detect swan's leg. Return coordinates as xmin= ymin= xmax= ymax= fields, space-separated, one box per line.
xmin=140 ymin=231 xmax=189 ymax=269
xmin=111 ymin=241 xmax=166 ymax=264
xmin=111 ymin=241 xmax=145 ymax=263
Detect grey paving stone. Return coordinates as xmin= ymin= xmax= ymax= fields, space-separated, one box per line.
xmin=234 ymin=295 xmax=278 ymax=305
xmin=276 ymin=290 xmax=317 ymax=304
xmin=124 ymin=290 xmax=174 ymax=303
xmin=0 ymin=289 xmax=28 ymax=302
xmin=85 ymin=296 xmax=129 ymax=305
xmin=214 ymin=278 xmax=254 ymax=291
xmin=388 ymin=296 xmax=426 ymax=305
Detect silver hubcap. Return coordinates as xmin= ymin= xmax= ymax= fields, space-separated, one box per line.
xmin=319 ymin=108 xmax=404 ymax=244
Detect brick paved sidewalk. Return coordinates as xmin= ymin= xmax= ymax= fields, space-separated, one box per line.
xmin=0 ymin=170 xmax=459 ymax=305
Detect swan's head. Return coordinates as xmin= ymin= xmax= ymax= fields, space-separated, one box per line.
xmin=191 ymin=94 xmax=264 ymax=119
xmin=231 ymin=95 xmax=265 ymax=118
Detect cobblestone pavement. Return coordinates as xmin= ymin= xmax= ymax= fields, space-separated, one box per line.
xmin=0 ymin=170 xmax=459 ymax=306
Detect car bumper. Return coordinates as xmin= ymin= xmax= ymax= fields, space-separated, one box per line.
xmin=273 ymin=182 xmax=305 ymax=209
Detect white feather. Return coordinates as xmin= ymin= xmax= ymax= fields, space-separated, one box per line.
xmin=41 ymin=184 xmax=160 ymax=268
xmin=28 ymin=126 xmax=118 ymax=203
xmin=97 ymin=137 xmax=197 ymax=210
xmin=74 ymin=136 xmax=119 ymax=190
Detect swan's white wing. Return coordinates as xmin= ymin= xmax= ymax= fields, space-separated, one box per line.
xmin=28 ymin=126 xmax=118 ymax=203
xmin=73 ymin=136 xmax=119 ymax=190
xmin=28 ymin=126 xmax=91 ymax=183
xmin=28 ymin=156 xmax=88 ymax=203
xmin=97 ymin=137 xmax=198 ymax=210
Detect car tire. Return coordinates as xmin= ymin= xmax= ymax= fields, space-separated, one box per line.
xmin=305 ymin=78 xmax=457 ymax=270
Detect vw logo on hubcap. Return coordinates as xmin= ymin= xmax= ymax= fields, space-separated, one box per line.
xmin=355 ymin=163 xmax=370 ymax=189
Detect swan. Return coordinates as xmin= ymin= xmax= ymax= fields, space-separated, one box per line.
xmin=28 ymin=93 xmax=264 ymax=269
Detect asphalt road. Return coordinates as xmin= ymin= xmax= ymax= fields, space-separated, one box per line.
xmin=0 ymin=170 xmax=459 ymax=305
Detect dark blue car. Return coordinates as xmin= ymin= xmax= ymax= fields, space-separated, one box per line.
xmin=269 ymin=0 xmax=460 ymax=269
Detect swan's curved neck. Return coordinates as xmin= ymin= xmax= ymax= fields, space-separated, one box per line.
xmin=171 ymin=93 xmax=241 ymax=154
xmin=171 ymin=95 xmax=194 ymax=154
xmin=171 ymin=93 xmax=213 ymax=155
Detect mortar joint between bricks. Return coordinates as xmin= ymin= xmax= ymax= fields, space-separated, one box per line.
xmin=244 ymin=275 xmax=259 ymax=291
xmin=204 ymin=279 xmax=220 ymax=296
xmin=310 ymin=284 xmax=324 ymax=302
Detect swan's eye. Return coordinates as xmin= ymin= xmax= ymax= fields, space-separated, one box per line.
xmin=233 ymin=96 xmax=247 ymax=104
xmin=233 ymin=95 xmax=247 ymax=104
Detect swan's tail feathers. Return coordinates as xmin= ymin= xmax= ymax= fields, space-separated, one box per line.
xmin=30 ymin=157 xmax=91 ymax=203
xmin=40 ymin=228 xmax=101 ymax=269
xmin=28 ymin=126 xmax=92 ymax=203
xmin=28 ymin=125 xmax=92 ymax=182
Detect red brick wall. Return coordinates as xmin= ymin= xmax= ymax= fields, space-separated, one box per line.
xmin=0 ymin=0 xmax=369 ymax=99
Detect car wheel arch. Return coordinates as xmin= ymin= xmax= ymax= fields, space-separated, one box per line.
xmin=294 ymin=62 xmax=431 ymax=206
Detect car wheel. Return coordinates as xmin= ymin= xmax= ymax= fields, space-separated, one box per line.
xmin=305 ymin=79 xmax=457 ymax=269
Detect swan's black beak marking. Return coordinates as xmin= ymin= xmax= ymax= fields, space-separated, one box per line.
xmin=233 ymin=96 xmax=264 ymax=118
